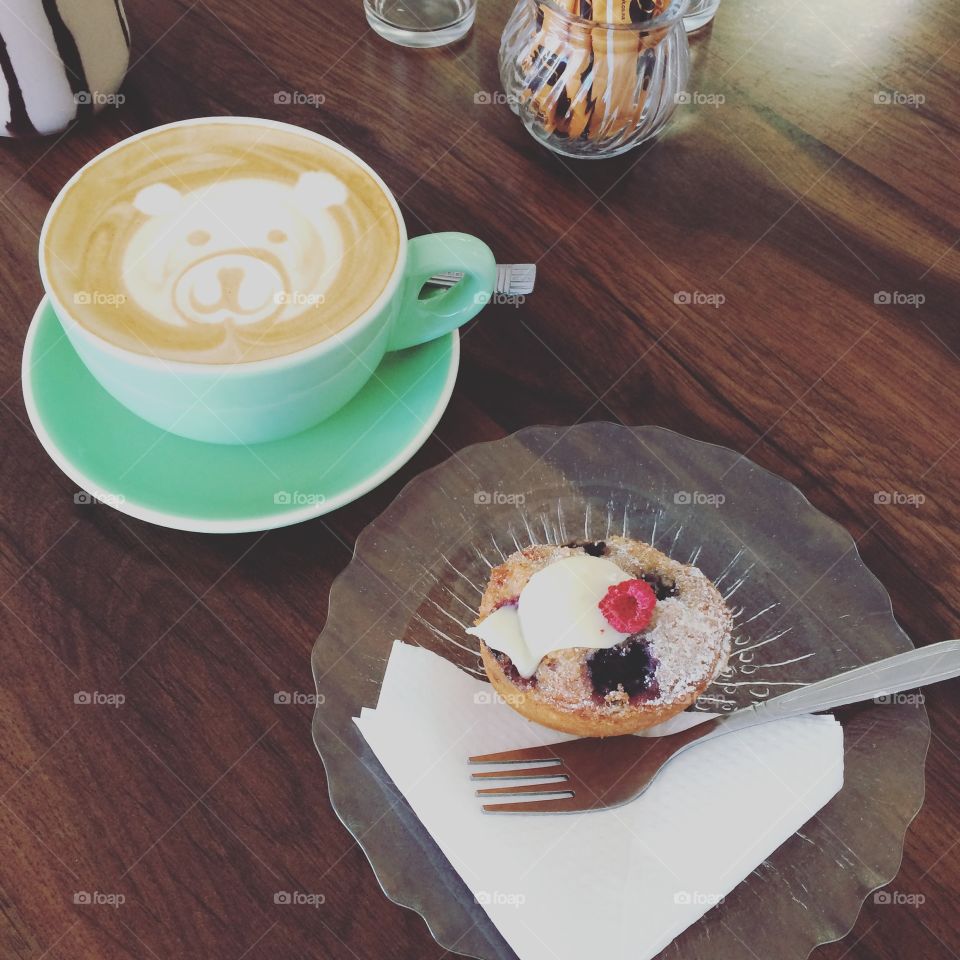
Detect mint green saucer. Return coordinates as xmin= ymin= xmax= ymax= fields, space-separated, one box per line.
xmin=22 ymin=298 xmax=459 ymax=533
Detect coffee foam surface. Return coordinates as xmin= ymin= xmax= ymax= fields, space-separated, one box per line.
xmin=43 ymin=122 xmax=401 ymax=364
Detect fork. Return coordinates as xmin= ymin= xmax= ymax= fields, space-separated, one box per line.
xmin=470 ymin=638 xmax=960 ymax=814
xmin=428 ymin=263 xmax=536 ymax=296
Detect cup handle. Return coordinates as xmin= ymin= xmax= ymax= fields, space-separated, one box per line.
xmin=387 ymin=232 xmax=497 ymax=351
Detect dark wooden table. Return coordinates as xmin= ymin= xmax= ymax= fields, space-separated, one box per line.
xmin=1 ymin=0 xmax=958 ymax=956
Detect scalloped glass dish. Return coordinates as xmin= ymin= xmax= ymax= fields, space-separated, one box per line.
xmin=311 ymin=424 xmax=928 ymax=960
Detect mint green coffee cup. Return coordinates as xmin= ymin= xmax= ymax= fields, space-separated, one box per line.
xmin=38 ymin=117 xmax=496 ymax=445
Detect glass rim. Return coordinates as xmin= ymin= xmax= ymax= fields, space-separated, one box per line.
xmin=531 ymin=0 xmax=688 ymax=30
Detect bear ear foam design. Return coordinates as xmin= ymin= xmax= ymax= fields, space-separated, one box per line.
xmin=132 ymin=182 xmax=185 ymax=217
xmin=294 ymin=172 xmax=349 ymax=209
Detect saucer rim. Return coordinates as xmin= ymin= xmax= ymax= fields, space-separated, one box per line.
xmin=21 ymin=297 xmax=460 ymax=535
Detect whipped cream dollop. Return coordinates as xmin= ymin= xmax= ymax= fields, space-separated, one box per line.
xmin=466 ymin=555 xmax=635 ymax=678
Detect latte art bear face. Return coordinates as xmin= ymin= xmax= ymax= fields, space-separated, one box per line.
xmin=125 ymin=174 xmax=349 ymax=330
xmin=42 ymin=122 xmax=401 ymax=364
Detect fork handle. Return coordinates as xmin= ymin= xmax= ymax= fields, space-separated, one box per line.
xmin=715 ymin=638 xmax=960 ymax=735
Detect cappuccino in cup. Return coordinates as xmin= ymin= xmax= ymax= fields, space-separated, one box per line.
xmin=43 ymin=121 xmax=401 ymax=364
xmin=39 ymin=117 xmax=495 ymax=444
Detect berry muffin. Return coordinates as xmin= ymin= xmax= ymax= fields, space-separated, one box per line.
xmin=467 ymin=536 xmax=732 ymax=737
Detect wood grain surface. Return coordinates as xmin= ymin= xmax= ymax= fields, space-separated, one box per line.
xmin=0 ymin=0 xmax=958 ymax=957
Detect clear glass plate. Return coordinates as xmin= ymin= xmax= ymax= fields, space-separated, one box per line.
xmin=311 ymin=424 xmax=929 ymax=960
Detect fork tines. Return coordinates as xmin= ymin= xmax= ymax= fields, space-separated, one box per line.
xmin=469 ymin=746 xmax=562 ymax=766
xmin=470 ymin=746 xmax=578 ymax=813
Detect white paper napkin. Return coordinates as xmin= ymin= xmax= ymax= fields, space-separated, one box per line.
xmin=355 ymin=641 xmax=844 ymax=960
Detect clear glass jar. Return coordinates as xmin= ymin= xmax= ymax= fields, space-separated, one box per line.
xmin=683 ymin=0 xmax=721 ymax=31
xmin=498 ymin=0 xmax=690 ymax=159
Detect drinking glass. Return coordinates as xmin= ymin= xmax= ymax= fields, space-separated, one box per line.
xmin=364 ymin=0 xmax=476 ymax=47
xmin=499 ymin=0 xmax=690 ymax=158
